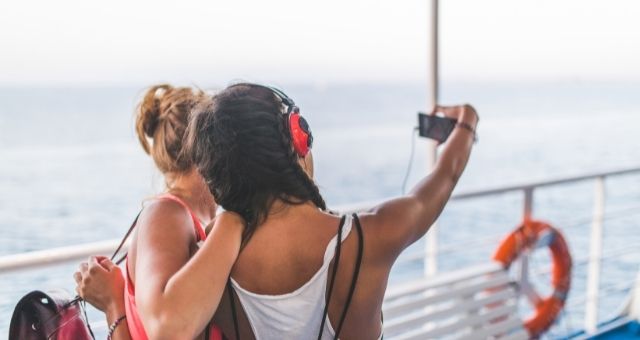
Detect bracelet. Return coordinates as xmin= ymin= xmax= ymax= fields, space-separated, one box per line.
xmin=456 ymin=122 xmax=478 ymax=142
xmin=107 ymin=315 xmax=127 ymax=340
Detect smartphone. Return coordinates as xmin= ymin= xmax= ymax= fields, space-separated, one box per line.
xmin=417 ymin=112 xmax=457 ymax=143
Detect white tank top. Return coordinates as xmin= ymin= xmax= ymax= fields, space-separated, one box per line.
xmin=229 ymin=215 xmax=355 ymax=340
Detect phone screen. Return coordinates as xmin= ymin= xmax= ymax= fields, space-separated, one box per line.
xmin=417 ymin=112 xmax=457 ymax=143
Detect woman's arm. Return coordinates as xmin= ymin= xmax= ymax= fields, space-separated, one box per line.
xmin=133 ymin=203 xmax=244 ymax=340
xmin=75 ymin=256 xmax=132 ymax=340
xmin=363 ymin=104 xmax=478 ymax=263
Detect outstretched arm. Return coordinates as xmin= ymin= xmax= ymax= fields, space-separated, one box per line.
xmin=364 ymin=104 xmax=478 ymax=263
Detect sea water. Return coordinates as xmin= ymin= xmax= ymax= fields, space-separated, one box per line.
xmin=1 ymin=81 xmax=639 ymax=338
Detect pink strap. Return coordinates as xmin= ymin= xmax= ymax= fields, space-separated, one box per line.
xmin=156 ymin=194 xmax=207 ymax=241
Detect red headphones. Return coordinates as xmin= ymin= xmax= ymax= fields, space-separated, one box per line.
xmin=263 ymin=85 xmax=313 ymax=157
xmin=232 ymin=83 xmax=313 ymax=157
xmin=287 ymin=106 xmax=313 ymax=157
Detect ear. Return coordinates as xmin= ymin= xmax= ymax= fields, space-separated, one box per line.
xmin=298 ymin=152 xmax=314 ymax=179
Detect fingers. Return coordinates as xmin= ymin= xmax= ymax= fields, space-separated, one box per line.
xmin=74 ymin=265 xmax=87 ymax=298
xmin=432 ymin=104 xmax=479 ymax=123
xmin=98 ymin=257 xmax=117 ymax=271
xmin=88 ymin=256 xmax=108 ymax=275
xmin=73 ymin=271 xmax=82 ymax=284
xmin=432 ymin=105 xmax=462 ymax=119
xmin=78 ymin=262 xmax=88 ymax=274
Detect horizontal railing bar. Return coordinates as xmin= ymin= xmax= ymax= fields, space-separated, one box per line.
xmin=2 ymin=166 xmax=639 ymax=273
xmin=385 ymin=262 xmax=503 ymax=301
xmin=391 ymin=303 xmax=518 ymax=339
xmin=401 ymin=208 xmax=640 ymax=267
xmin=339 ymin=166 xmax=640 ymax=213
xmin=530 ymin=242 xmax=640 ymax=277
xmin=0 ymin=239 xmax=125 ymax=273
xmin=383 ymin=274 xmax=511 ymax=319
xmin=566 ymin=279 xmax=638 ymax=308
xmin=385 ymin=289 xmax=517 ymax=335
xmin=450 ymin=166 xmax=640 ymax=200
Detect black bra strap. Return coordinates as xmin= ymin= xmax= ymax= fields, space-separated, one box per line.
xmin=317 ymin=215 xmax=346 ymax=340
xmin=228 ymin=280 xmax=240 ymax=340
xmin=333 ymin=214 xmax=364 ymax=339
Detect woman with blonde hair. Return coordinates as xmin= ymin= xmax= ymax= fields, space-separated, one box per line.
xmin=74 ymin=85 xmax=243 ymax=340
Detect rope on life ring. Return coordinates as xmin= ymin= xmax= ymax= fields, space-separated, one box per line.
xmin=492 ymin=219 xmax=572 ymax=338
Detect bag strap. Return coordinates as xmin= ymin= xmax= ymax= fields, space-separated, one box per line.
xmin=72 ymin=210 xmax=141 ymax=307
xmin=111 ymin=210 xmax=142 ymax=265
xmin=317 ymin=215 xmax=346 ymax=340
xmin=228 ymin=280 xmax=240 ymax=340
xmin=333 ymin=213 xmax=364 ymax=339
xmin=81 ymin=299 xmax=96 ymax=340
xmin=37 ymin=292 xmax=96 ymax=340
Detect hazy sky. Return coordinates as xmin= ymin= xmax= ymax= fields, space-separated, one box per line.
xmin=0 ymin=0 xmax=639 ymax=86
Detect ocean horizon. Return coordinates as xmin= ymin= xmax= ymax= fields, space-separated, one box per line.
xmin=1 ymin=80 xmax=639 ymax=338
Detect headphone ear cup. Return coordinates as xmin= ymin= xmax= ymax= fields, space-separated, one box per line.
xmin=298 ymin=117 xmax=313 ymax=148
xmin=289 ymin=113 xmax=311 ymax=157
xmin=307 ymin=131 xmax=314 ymax=148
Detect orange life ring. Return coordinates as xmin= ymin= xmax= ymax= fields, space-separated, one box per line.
xmin=492 ymin=219 xmax=572 ymax=338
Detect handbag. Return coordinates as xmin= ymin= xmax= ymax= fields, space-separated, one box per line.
xmin=8 ymin=212 xmax=140 ymax=340
xmin=8 ymin=290 xmax=95 ymax=340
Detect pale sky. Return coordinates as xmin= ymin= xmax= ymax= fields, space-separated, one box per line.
xmin=0 ymin=0 xmax=639 ymax=86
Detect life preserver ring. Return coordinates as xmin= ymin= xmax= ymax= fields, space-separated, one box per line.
xmin=492 ymin=219 xmax=572 ymax=338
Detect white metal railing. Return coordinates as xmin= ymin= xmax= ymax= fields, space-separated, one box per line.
xmin=0 ymin=239 xmax=122 ymax=272
xmin=1 ymin=166 xmax=640 ymax=334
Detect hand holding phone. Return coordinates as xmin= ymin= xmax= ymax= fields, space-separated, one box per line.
xmin=417 ymin=112 xmax=457 ymax=143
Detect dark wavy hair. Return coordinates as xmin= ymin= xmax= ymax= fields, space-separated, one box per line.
xmin=185 ymin=84 xmax=326 ymax=240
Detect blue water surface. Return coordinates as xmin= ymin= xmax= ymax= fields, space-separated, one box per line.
xmin=1 ymin=81 xmax=639 ymax=338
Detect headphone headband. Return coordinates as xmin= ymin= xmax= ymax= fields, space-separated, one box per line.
xmin=229 ymin=83 xmax=296 ymax=114
xmin=228 ymin=82 xmax=312 ymax=157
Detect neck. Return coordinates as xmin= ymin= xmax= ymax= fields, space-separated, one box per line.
xmin=269 ymin=199 xmax=318 ymax=219
xmin=165 ymin=169 xmax=216 ymax=223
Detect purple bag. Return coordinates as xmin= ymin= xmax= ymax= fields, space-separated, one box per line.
xmin=8 ymin=212 xmax=140 ymax=339
xmin=8 ymin=289 xmax=94 ymax=340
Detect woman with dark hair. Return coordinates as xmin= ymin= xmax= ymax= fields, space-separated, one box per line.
xmin=181 ymin=83 xmax=479 ymax=339
xmin=77 ymin=82 xmax=476 ymax=339
xmin=73 ymin=85 xmax=244 ymax=340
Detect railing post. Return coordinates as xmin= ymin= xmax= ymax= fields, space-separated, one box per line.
xmin=424 ymin=0 xmax=439 ymax=277
xmin=585 ymin=176 xmax=606 ymax=334
xmin=425 ymin=224 xmax=438 ymax=276
xmin=518 ymin=188 xmax=534 ymax=294
xmin=523 ymin=187 xmax=534 ymax=220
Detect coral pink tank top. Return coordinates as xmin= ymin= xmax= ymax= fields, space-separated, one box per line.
xmin=124 ymin=194 xmax=222 ymax=340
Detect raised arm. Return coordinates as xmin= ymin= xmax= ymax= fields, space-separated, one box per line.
xmin=363 ymin=104 xmax=478 ymax=263
xmin=132 ymin=206 xmax=244 ymax=340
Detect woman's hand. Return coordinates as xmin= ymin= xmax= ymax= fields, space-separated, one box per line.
xmin=433 ymin=104 xmax=479 ymax=127
xmin=74 ymin=256 xmax=125 ymax=315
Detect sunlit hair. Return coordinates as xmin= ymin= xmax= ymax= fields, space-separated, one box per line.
xmin=185 ymin=84 xmax=326 ymax=240
xmin=135 ymin=84 xmax=207 ymax=175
